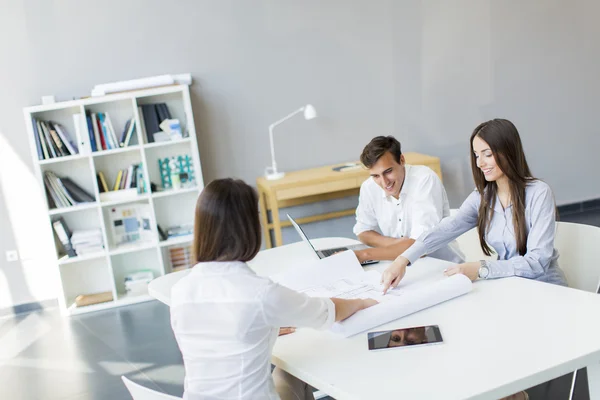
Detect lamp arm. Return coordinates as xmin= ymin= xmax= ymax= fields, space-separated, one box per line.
xmin=268 ymin=107 xmax=305 ymax=131
xmin=268 ymin=106 xmax=305 ymax=173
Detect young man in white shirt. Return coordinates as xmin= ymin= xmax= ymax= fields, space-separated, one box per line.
xmin=353 ymin=136 xmax=464 ymax=264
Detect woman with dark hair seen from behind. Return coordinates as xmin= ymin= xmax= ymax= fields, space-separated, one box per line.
xmin=380 ymin=119 xmax=567 ymax=399
xmin=170 ymin=178 xmax=377 ymax=400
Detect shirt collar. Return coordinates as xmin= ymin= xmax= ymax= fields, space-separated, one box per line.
xmin=192 ymin=260 xmax=255 ymax=276
xmin=380 ymin=164 xmax=412 ymax=200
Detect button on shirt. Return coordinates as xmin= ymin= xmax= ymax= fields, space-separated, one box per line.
xmin=353 ymin=164 xmax=464 ymax=264
xmin=170 ymin=261 xmax=335 ymax=400
xmin=402 ymin=180 xmax=567 ymax=286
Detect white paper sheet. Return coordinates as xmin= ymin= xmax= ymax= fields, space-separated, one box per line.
xmin=273 ymin=251 xmax=473 ymax=337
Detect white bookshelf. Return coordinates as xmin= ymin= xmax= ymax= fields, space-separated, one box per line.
xmin=23 ymin=85 xmax=204 ymax=316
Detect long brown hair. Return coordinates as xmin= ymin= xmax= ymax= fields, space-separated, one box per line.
xmin=193 ymin=178 xmax=261 ymax=263
xmin=470 ymin=119 xmax=534 ymax=256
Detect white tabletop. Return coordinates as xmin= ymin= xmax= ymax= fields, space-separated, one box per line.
xmin=149 ymin=237 xmax=600 ymax=400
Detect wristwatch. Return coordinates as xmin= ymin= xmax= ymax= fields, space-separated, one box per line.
xmin=478 ymin=260 xmax=490 ymax=279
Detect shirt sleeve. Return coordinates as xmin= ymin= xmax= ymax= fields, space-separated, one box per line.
xmin=486 ymin=184 xmax=557 ymax=280
xmin=408 ymin=172 xmax=447 ymax=240
xmin=402 ymin=190 xmax=480 ymax=263
xmin=260 ymin=281 xmax=335 ymax=330
xmin=353 ymin=181 xmax=379 ymax=236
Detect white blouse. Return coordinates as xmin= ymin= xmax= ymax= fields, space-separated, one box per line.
xmin=170 ymin=260 xmax=335 ymax=399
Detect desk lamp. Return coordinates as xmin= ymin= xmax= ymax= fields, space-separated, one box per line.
xmin=265 ymin=104 xmax=317 ymax=180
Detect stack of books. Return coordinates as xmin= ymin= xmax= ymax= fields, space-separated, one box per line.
xmin=97 ymin=163 xmax=146 ymax=195
xmin=139 ymin=103 xmax=184 ymax=143
xmin=32 ymin=118 xmax=79 ymax=160
xmin=85 ymin=112 xmax=136 ymax=152
xmin=71 ymin=229 xmax=104 ymax=256
xmin=169 ymin=245 xmax=193 ymax=272
xmin=44 ymin=172 xmax=95 ymax=209
xmin=124 ymin=270 xmax=154 ymax=295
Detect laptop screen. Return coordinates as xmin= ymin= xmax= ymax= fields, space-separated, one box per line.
xmin=286 ymin=214 xmax=320 ymax=259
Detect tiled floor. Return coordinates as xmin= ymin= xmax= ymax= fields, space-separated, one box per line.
xmin=1 ymin=208 xmax=599 ymax=400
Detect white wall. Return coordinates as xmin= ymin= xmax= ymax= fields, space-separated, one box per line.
xmin=1 ymin=0 xmax=599 ymax=309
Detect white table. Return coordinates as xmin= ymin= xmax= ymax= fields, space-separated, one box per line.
xmin=149 ymin=237 xmax=600 ymax=400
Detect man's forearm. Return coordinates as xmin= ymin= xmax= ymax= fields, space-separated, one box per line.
xmin=357 ymin=231 xmax=403 ymax=248
xmin=358 ymin=238 xmax=415 ymax=261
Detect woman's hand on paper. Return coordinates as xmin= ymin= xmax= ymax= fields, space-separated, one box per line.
xmin=361 ymin=298 xmax=379 ymax=309
xmin=444 ymin=262 xmax=479 ymax=281
xmin=381 ymin=256 xmax=410 ymax=294
xmin=278 ymin=327 xmax=296 ymax=336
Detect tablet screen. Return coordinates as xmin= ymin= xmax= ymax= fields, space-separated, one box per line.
xmin=368 ymin=325 xmax=443 ymax=350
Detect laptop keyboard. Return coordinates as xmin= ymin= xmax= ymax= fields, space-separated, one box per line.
xmin=320 ymin=248 xmax=346 ymax=257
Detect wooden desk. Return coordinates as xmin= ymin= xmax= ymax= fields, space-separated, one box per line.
xmin=256 ymin=152 xmax=442 ymax=248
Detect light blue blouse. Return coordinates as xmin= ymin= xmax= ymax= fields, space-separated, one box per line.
xmin=402 ymin=180 xmax=567 ymax=286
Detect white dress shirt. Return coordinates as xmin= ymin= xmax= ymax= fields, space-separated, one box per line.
xmin=402 ymin=180 xmax=567 ymax=285
xmin=170 ymin=260 xmax=335 ymax=400
xmin=353 ymin=164 xmax=464 ymax=263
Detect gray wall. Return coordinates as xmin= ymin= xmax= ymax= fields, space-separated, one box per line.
xmin=1 ymin=0 xmax=599 ymax=308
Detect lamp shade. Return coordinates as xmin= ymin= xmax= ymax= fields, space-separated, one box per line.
xmin=303 ymin=104 xmax=317 ymax=120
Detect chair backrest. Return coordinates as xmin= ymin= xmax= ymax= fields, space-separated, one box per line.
xmin=554 ymin=221 xmax=600 ymax=293
xmin=122 ymin=376 xmax=182 ymax=400
xmin=449 ymin=209 xmax=496 ymax=262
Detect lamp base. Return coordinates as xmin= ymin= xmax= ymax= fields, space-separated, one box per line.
xmin=265 ymin=171 xmax=285 ymax=180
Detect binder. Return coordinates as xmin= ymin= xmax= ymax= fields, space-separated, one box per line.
xmin=61 ymin=178 xmax=95 ymax=203
xmin=141 ymin=104 xmax=160 ymax=142
xmin=52 ymin=217 xmax=77 ymax=257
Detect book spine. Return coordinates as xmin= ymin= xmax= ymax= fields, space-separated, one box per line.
xmin=48 ymin=123 xmax=69 ymax=156
xmin=37 ymin=120 xmax=50 ymax=159
xmin=85 ymin=114 xmax=97 ymax=152
xmin=41 ymin=122 xmax=57 ymax=158
xmin=104 ymin=113 xmax=119 ymax=149
xmin=55 ymin=123 xmax=78 ymax=155
xmin=113 ymin=170 xmax=123 ymax=191
xmin=98 ymin=171 xmax=109 ymax=193
xmin=92 ymin=113 xmax=105 ymax=151
xmin=124 ymin=119 xmax=136 ymax=147
xmin=31 ymin=117 xmax=43 ymax=160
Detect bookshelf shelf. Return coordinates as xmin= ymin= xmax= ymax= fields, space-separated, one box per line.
xmin=152 ymin=187 xmax=199 ymax=199
xmin=38 ymin=153 xmax=89 ymax=165
xmin=159 ymin=234 xmax=194 ymax=247
xmin=144 ymin=137 xmax=191 ymax=149
xmin=100 ymin=194 xmax=150 ymax=207
xmin=92 ymin=145 xmax=141 ymax=158
xmin=58 ymin=252 xmax=106 ymax=265
xmin=109 ymin=241 xmax=158 ymax=256
xmin=48 ymin=202 xmax=98 ymax=216
xmin=24 ymin=84 xmax=204 ymax=316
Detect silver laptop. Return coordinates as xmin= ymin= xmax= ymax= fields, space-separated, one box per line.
xmin=287 ymin=214 xmax=378 ymax=266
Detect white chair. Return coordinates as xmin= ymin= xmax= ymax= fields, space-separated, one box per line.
xmin=122 ymin=376 xmax=182 ymax=400
xmin=554 ymin=221 xmax=600 ymax=400
xmin=555 ymin=221 xmax=600 ymax=293
xmin=449 ymin=209 xmax=496 ymax=262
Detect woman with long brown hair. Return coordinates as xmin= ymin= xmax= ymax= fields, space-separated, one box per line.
xmin=381 ymin=118 xmax=567 ymax=292
xmin=170 ymin=178 xmax=376 ymax=400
